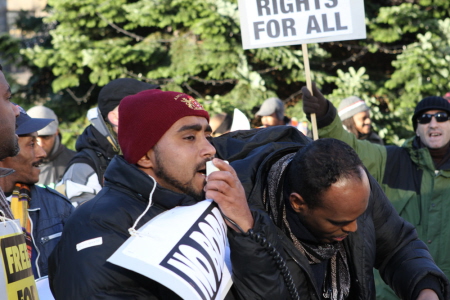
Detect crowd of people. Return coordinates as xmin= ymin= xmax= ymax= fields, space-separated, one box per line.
xmin=1 ymin=62 xmax=450 ymax=300
xmin=302 ymin=83 xmax=450 ymax=299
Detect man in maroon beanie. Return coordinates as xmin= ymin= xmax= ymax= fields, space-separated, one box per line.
xmin=48 ymin=90 xmax=254 ymax=299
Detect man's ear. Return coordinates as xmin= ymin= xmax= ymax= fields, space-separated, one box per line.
xmin=289 ymin=192 xmax=307 ymax=213
xmin=107 ymin=108 xmax=119 ymax=127
xmin=136 ymin=150 xmax=154 ymax=169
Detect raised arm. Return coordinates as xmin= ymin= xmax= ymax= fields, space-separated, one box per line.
xmin=302 ymin=83 xmax=387 ymax=182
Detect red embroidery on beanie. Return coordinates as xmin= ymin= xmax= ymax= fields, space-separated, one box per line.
xmin=174 ymin=94 xmax=205 ymax=110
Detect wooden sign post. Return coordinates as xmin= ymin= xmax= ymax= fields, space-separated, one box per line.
xmin=301 ymin=43 xmax=318 ymax=139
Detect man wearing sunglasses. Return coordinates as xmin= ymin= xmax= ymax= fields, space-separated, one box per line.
xmin=414 ymin=108 xmax=450 ymax=150
xmin=302 ymin=83 xmax=450 ymax=299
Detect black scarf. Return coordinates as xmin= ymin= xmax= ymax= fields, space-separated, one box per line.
xmin=262 ymin=153 xmax=350 ymax=300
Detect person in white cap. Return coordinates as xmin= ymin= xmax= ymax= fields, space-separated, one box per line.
xmin=27 ymin=106 xmax=75 ymax=188
xmin=337 ymin=96 xmax=384 ymax=145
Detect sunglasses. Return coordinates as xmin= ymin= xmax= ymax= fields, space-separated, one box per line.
xmin=417 ymin=112 xmax=450 ymax=124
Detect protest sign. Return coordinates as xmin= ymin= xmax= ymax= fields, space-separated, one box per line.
xmin=238 ymin=0 xmax=366 ymax=139
xmin=238 ymin=0 xmax=366 ymax=49
xmin=0 ymin=219 xmax=39 ymax=300
xmin=108 ymin=199 xmax=232 ymax=300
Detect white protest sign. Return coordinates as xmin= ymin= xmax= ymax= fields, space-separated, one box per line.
xmin=0 ymin=219 xmax=39 ymax=300
xmin=238 ymin=0 xmax=366 ymax=49
xmin=108 ymin=199 xmax=232 ymax=300
xmin=35 ymin=276 xmax=54 ymax=300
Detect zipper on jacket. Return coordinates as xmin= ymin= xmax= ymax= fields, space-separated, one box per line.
xmin=41 ymin=232 xmax=62 ymax=244
xmin=28 ymin=211 xmax=41 ymax=278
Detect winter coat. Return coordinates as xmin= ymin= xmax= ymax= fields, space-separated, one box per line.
xmin=49 ymin=155 xmax=236 ymax=299
xmin=28 ymin=185 xmax=74 ymax=278
xmin=316 ymin=104 xmax=450 ymax=298
xmin=58 ymin=125 xmax=116 ymax=205
xmin=212 ymin=126 xmax=449 ymax=299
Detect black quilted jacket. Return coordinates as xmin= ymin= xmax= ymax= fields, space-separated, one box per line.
xmin=212 ymin=126 xmax=449 ymax=299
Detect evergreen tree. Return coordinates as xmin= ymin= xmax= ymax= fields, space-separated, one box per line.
xmin=1 ymin=0 xmax=449 ymax=145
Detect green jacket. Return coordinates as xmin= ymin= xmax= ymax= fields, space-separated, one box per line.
xmin=317 ymin=106 xmax=450 ymax=299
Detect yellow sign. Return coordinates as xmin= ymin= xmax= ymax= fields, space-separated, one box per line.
xmin=1 ymin=232 xmax=39 ymax=300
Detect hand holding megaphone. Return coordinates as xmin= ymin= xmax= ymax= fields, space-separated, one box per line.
xmin=204 ymin=158 xmax=254 ymax=233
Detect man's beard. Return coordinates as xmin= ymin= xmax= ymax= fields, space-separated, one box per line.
xmin=0 ymin=138 xmax=19 ymax=160
xmin=153 ymin=147 xmax=206 ymax=201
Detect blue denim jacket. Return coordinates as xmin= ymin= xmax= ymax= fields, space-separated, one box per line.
xmin=28 ymin=185 xmax=74 ymax=278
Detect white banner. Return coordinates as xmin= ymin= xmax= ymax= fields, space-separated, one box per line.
xmin=35 ymin=276 xmax=54 ymax=300
xmin=108 ymin=200 xmax=232 ymax=300
xmin=238 ymin=0 xmax=366 ymax=49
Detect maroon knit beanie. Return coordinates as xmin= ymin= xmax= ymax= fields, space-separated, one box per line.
xmin=118 ymin=89 xmax=210 ymax=164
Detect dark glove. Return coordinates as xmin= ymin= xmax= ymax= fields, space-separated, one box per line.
xmin=302 ymin=82 xmax=328 ymax=118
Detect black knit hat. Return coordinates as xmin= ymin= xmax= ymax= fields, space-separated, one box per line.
xmin=97 ymin=78 xmax=160 ymax=119
xmin=412 ymin=96 xmax=450 ymax=130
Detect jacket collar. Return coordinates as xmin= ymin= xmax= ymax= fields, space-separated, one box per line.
xmin=76 ymin=125 xmax=118 ymax=159
xmin=405 ymin=136 xmax=450 ymax=170
xmin=103 ymin=156 xmax=198 ymax=210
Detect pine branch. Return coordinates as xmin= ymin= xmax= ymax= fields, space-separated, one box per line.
xmin=95 ymin=12 xmax=144 ymax=41
xmin=66 ymin=84 xmax=96 ymax=104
